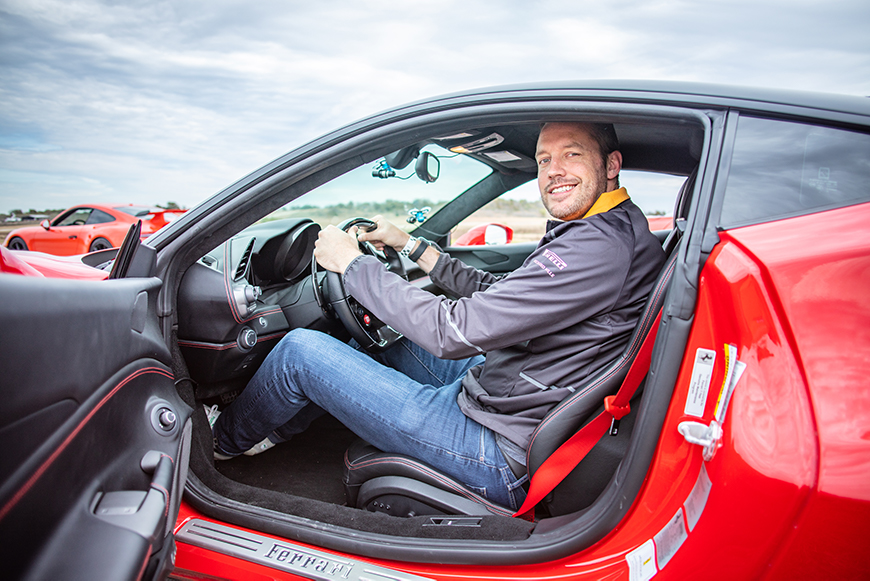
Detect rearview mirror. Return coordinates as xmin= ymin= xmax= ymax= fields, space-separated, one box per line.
xmin=415 ymin=152 xmax=440 ymax=183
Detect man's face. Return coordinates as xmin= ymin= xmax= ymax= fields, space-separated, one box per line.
xmin=535 ymin=123 xmax=621 ymax=221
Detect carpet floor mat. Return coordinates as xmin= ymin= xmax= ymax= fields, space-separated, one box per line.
xmin=214 ymin=414 xmax=358 ymax=505
xmin=191 ymin=400 xmax=536 ymax=542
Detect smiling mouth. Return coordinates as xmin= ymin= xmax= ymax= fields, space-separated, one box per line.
xmin=549 ymin=184 xmax=576 ymax=196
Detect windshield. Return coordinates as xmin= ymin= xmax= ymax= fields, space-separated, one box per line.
xmin=261 ymin=145 xmax=493 ymax=232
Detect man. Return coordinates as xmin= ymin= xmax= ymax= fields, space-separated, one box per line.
xmin=210 ymin=122 xmax=666 ymax=510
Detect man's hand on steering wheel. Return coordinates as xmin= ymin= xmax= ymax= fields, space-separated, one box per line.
xmin=313 ymin=224 xmax=364 ymax=273
xmin=312 ymin=217 xmax=406 ymax=353
xmin=356 ymin=215 xmax=410 ymax=253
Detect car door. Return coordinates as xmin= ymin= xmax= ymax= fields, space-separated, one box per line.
xmin=29 ymin=207 xmax=92 ymax=255
xmin=0 ymin=272 xmax=191 ymax=580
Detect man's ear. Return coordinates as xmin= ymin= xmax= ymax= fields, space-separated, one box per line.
xmin=606 ymin=150 xmax=623 ymax=180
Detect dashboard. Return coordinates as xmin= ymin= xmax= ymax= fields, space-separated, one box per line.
xmin=177 ymin=218 xmax=338 ymax=395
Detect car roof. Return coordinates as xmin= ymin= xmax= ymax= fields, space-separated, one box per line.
xmin=312 ymin=81 xmax=870 ymax=180
xmin=443 ymin=120 xmax=702 ymax=177
xmin=400 ymin=80 xmax=870 ymax=121
xmin=61 ymin=204 xmax=164 ymax=215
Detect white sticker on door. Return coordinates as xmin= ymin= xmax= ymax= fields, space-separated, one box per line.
xmin=684 ymin=464 xmax=713 ymax=532
xmin=714 ymin=343 xmax=746 ymax=424
xmin=626 ymin=539 xmax=657 ymax=581
xmin=654 ymin=509 xmax=688 ymax=570
xmin=684 ymin=348 xmax=716 ymax=417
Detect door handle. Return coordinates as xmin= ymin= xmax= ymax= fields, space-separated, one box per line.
xmin=93 ymin=451 xmax=173 ymax=542
xmin=69 ymin=235 xmax=77 ymax=239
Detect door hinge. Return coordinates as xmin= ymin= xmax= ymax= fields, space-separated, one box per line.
xmin=678 ymin=420 xmax=722 ymax=461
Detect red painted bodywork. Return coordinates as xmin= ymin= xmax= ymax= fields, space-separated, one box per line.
xmin=171 ymin=202 xmax=870 ymax=579
xmin=3 ymin=203 xmax=184 ymax=255
xmin=0 ymin=245 xmax=108 ymax=280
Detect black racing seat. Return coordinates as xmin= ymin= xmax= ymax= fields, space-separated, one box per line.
xmin=344 ymin=232 xmax=683 ymax=518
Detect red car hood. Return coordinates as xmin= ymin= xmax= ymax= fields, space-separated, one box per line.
xmin=0 ymin=245 xmax=109 ymax=280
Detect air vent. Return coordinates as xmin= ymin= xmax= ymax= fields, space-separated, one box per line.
xmin=234 ymin=237 xmax=256 ymax=282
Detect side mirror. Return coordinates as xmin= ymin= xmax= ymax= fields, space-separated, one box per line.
xmin=40 ymin=219 xmax=51 ymax=230
xmin=453 ymin=223 xmax=514 ymax=246
xmin=415 ymin=152 xmax=440 ymax=183
xmin=484 ymin=224 xmax=510 ymax=245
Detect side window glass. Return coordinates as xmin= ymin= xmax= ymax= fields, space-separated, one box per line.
xmin=87 ymin=209 xmax=115 ymax=224
xmin=720 ymin=117 xmax=870 ymax=228
xmin=452 ymin=186 xmax=547 ymax=245
xmin=56 ymin=208 xmax=92 ymax=226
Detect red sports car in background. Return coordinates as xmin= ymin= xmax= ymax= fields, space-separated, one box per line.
xmin=3 ymin=203 xmax=185 ymax=255
xmin=1 ymin=82 xmax=869 ymax=581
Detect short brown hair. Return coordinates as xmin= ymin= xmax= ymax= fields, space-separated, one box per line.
xmin=587 ymin=123 xmax=620 ymax=160
xmin=540 ymin=122 xmax=620 ymax=162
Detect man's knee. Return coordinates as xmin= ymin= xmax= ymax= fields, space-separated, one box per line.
xmin=273 ymin=328 xmax=342 ymax=360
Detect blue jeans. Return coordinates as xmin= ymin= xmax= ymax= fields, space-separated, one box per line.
xmin=213 ymin=328 xmax=527 ymax=510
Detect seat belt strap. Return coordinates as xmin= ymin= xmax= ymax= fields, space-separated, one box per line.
xmin=513 ymin=311 xmax=662 ymax=521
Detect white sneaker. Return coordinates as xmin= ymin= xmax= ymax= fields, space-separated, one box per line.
xmin=243 ymin=437 xmax=277 ymax=456
xmin=203 ymin=404 xmax=234 ymax=461
xmin=203 ymin=403 xmax=277 ymax=459
xmin=214 ymin=449 xmax=234 ymax=461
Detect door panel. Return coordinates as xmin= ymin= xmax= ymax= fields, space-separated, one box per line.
xmin=411 ymin=242 xmax=536 ymax=296
xmin=0 ymin=274 xmax=191 ymax=580
xmin=444 ymin=241 xmax=537 ymax=275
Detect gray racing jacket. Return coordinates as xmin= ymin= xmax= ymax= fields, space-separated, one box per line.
xmin=343 ymin=188 xmax=666 ymax=457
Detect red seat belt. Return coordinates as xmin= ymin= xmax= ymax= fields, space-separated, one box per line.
xmin=513 ymin=311 xmax=663 ymax=521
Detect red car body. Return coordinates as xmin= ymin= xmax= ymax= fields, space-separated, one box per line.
xmin=0 ymin=245 xmax=109 ymax=279
xmin=2 ymin=82 xmax=869 ymax=581
xmin=3 ymin=203 xmax=184 ymax=255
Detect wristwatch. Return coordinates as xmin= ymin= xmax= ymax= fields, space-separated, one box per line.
xmin=408 ymin=238 xmax=430 ymax=261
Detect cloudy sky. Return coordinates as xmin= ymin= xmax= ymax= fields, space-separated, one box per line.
xmin=1 ymin=0 xmax=868 ymax=214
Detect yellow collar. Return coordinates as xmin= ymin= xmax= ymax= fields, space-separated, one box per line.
xmin=582 ymin=187 xmax=629 ymax=219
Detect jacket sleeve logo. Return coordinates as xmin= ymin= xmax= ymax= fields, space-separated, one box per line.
xmin=543 ymin=249 xmax=568 ymax=270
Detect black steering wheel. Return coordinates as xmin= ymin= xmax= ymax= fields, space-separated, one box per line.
xmin=311 ymin=217 xmax=406 ymax=353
